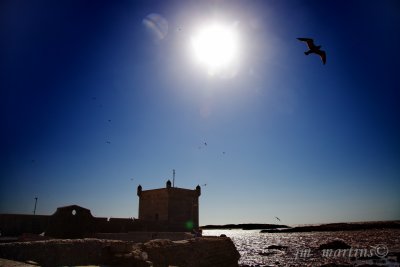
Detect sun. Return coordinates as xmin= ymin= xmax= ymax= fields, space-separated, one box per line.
xmin=191 ymin=23 xmax=239 ymax=75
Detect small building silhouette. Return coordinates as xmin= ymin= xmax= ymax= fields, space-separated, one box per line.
xmin=46 ymin=205 xmax=95 ymax=238
xmin=137 ymin=181 xmax=201 ymax=231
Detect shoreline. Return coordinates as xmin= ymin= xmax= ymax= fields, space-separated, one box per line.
xmin=201 ymin=220 xmax=400 ymax=233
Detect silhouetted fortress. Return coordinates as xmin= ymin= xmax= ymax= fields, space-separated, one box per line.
xmin=0 ymin=181 xmax=201 ymax=238
xmin=138 ymin=180 xmax=201 ymax=231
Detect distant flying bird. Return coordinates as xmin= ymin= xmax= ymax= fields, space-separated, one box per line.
xmin=275 ymin=216 xmax=281 ymax=222
xmin=222 ymin=151 xmax=226 ymax=155
xmin=204 ymin=142 xmax=207 ymax=146
xmin=108 ymin=119 xmax=111 ymax=122
xmin=106 ymin=141 xmax=111 ymax=144
xmin=297 ymin=38 xmax=326 ymax=64
xmin=202 ymin=184 xmax=207 ymax=186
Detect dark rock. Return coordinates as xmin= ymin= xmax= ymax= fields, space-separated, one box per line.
xmin=319 ymin=264 xmax=352 ymax=267
xmin=358 ymin=254 xmax=382 ymax=260
xmin=259 ymin=251 xmax=276 ymax=256
xmin=143 ymin=236 xmax=240 ymax=267
xmin=388 ymin=251 xmax=400 ymax=262
xmin=356 ymin=265 xmax=381 ymax=267
xmin=267 ymin=245 xmax=288 ymax=250
xmin=318 ymin=240 xmax=351 ymax=250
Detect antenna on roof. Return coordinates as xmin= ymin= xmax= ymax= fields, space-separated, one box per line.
xmin=173 ymin=169 xmax=175 ymax=187
xmin=33 ymin=197 xmax=38 ymax=215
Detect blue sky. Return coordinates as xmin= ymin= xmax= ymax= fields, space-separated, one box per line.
xmin=1 ymin=0 xmax=399 ymax=225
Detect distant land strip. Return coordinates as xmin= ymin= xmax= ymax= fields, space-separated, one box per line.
xmin=200 ymin=223 xmax=289 ymax=230
xmin=200 ymin=221 xmax=400 ymax=232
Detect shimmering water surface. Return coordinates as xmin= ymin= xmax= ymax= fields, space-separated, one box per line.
xmin=203 ymin=229 xmax=400 ymax=267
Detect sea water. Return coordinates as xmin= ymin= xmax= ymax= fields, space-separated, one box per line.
xmin=203 ymin=229 xmax=400 ymax=266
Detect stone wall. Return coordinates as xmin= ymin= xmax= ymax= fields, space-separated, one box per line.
xmin=0 ymin=206 xmax=141 ymax=237
xmin=139 ymin=189 xmax=169 ymax=221
xmin=94 ymin=231 xmax=193 ymax=242
xmin=0 ymin=214 xmax=49 ymax=236
xmin=168 ymin=188 xmax=200 ymax=231
xmin=0 ymin=237 xmax=240 ymax=267
xmin=95 ymin=217 xmax=139 ymax=233
xmin=0 ymin=238 xmax=140 ymax=266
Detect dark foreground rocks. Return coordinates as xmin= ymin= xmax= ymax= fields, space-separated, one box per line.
xmin=0 ymin=236 xmax=240 ymax=267
xmin=0 ymin=258 xmax=39 ymax=267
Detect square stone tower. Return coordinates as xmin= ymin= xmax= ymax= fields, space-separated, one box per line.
xmin=137 ymin=180 xmax=201 ymax=231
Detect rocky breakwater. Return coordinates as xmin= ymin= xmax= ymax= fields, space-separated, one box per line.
xmin=0 ymin=236 xmax=240 ymax=267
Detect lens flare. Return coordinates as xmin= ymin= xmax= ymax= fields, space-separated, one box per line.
xmin=143 ymin=13 xmax=169 ymax=41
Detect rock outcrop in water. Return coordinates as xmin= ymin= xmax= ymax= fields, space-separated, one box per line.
xmin=318 ymin=240 xmax=351 ymax=250
xmin=0 ymin=237 xmax=240 ymax=267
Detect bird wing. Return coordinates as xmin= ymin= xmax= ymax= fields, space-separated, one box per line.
xmin=297 ymin=37 xmax=315 ymax=49
xmin=297 ymin=37 xmax=313 ymax=42
xmin=316 ymin=50 xmax=326 ymax=64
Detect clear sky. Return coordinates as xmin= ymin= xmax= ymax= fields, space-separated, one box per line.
xmin=1 ymin=0 xmax=399 ymax=226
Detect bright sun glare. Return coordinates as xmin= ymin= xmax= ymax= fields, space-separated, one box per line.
xmin=191 ymin=23 xmax=239 ymax=75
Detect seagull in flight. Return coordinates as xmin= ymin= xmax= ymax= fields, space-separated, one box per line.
xmin=297 ymin=38 xmax=326 ymax=64
xmin=275 ymin=216 xmax=281 ymax=222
